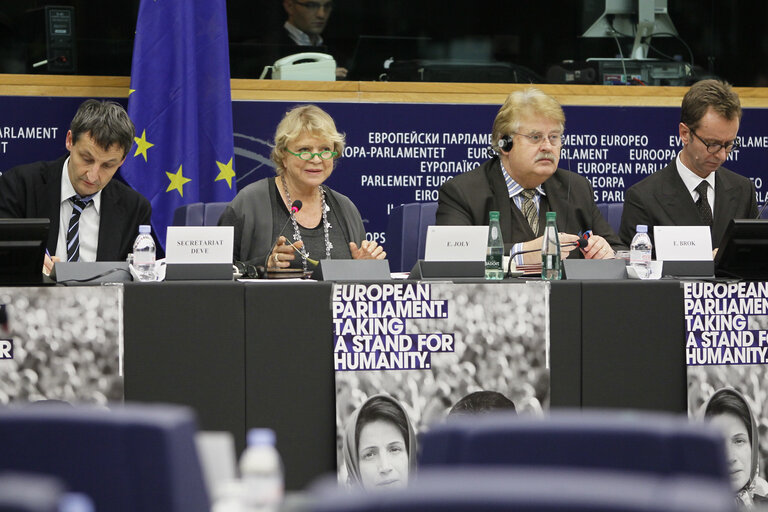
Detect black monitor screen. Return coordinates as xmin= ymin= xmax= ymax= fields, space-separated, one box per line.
xmin=0 ymin=218 xmax=50 ymax=285
xmin=714 ymin=219 xmax=768 ymax=280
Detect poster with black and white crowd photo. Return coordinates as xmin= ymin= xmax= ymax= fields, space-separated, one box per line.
xmin=0 ymin=286 xmax=124 ymax=405
xmin=685 ymin=281 xmax=768 ymax=509
xmin=333 ymin=281 xmax=550 ymax=491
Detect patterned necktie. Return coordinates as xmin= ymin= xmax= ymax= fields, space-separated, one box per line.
xmin=520 ymin=189 xmax=539 ymax=235
xmin=66 ymin=195 xmax=93 ymax=262
xmin=695 ymin=181 xmax=713 ymax=226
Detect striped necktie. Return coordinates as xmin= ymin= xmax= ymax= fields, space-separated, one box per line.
xmin=520 ymin=189 xmax=539 ymax=235
xmin=66 ymin=194 xmax=93 ymax=262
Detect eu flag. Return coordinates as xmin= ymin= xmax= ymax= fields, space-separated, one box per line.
xmin=121 ymin=0 xmax=236 ymax=250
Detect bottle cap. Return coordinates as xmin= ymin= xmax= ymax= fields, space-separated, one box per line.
xmin=247 ymin=428 xmax=276 ymax=447
xmin=636 ymin=224 xmax=648 ymax=233
xmin=489 ymin=211 xmax=500 ymax=221
xmin=139 ymin=224 xmax=151 ymax=234
xmin=546 ymin=211 xmax=556 ymax=220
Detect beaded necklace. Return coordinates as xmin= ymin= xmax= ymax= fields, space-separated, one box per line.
xmin=280 ymin=175 xmax=333 ymax=271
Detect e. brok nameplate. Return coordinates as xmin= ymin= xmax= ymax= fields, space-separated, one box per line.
xmin=654 ymin=225 xmax=714 ymax=277
xmin=165 ymin=226 xmax=234 ymax=280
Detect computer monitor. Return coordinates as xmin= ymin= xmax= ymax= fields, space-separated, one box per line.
xmin=582 ymin=0 xmax=678 ymax=59
xmin=714 ymin=219 xmax=768 ymax=280
xmin=0 ymin=218 xmax=49 ymax=285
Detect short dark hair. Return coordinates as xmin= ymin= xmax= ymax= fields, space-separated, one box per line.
xmin=70 ymin=99 xmax=135 ymax=159
xmin=355 ymin=396 xmax=410 ymax=456
xmin=680 ymin=79 xmax=742 ymax=132
xmin=449 ymin=390 xmax=516 ymax=416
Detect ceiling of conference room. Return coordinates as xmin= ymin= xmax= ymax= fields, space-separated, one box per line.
xmin=0 ymin=1 xmax=765 ymax=86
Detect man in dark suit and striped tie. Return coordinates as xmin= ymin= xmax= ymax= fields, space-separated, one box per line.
xmin=0 ymin=99 xmax=151 ymax=274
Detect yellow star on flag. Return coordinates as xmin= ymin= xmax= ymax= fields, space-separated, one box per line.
xmin=166 ymin=165 xmax=191 ymax=197
xmin=215 ymin=157 xmax=236 ymax=189
xmin=128 ymin=88 xmax=135 ymax=96
xmin=133 ymin=130 xmax=154 ymax=162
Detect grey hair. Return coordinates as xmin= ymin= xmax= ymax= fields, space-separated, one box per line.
xmin=70 ymin=99 xmax=135 ymax=159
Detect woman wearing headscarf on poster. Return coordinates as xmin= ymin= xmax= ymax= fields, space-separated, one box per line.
xmin=704 ymin=387 xmax=768 ymax=508
xmin=342 ymin=394 xmax=416 ymax=491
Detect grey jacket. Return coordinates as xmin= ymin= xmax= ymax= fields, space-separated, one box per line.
xmin=219 ymin=177 xmax=366 ymax=265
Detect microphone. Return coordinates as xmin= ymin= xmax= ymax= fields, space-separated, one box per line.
xmin=264 ymin=200 xmax=304 ymax=267
xmin=756 ymin=195 xmax=768 ymax=219
xmin=506 ymin=237 xmax=588 ymax=275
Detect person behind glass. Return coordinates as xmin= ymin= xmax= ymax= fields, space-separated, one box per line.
xmin=0 ymin=99 xmax=151 ymax=275
xmin=703 ymin=387 xmax=768 ymax=508
xmin=282 ymin=0 xmax=347 ymax=78
xmin=436 ymin=87 xmax=623 ymax=265
xmin=219 ymin=104 xmax=384 ymax=271
xmin=619 ymin=79 xmax=757 ymax=253
xmin=342 ymin=394 xmax=416 ymax=491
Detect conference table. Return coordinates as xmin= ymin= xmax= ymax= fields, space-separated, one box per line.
xmin=121 ymin=278 xmax=685 ymax=490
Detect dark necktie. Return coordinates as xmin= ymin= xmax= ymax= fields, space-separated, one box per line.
xmin=66 ymin=195 xmax=93 ymax=262
xmin=520 ymin=189 xmax=539 ymax=235
xmin=695 ymin=181 xmax=713 ymax=226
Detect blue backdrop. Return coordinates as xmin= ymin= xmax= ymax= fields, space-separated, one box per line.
xmin=2 ymin=96 xmax=767 ymax=249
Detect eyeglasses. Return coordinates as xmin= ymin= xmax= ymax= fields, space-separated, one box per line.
xmin=512 ymin=131 xmax=564 ymax=147
xmin=689 ymin=129 xmax=739 ymax=154
xmin=293 ymin=0 xmax=334 ymax=12
xmin=286 ymin=149 xmax=338 ymax=160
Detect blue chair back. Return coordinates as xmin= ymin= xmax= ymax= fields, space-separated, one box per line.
xmin=309 ymin=468 xmax=735 ymax=512
xmin=386 ymin=202 xmax=438 ymax=272
xmin=596 ymin=203 xmax=623 ymax=234
xmin=0 ymin=404 xmax=210 ymax=512
xmin=203 ymin=202 xmax=229 ymax=226
xmin=172 ymin=202 xmax=229 ymax=226
xmin=419 ymin=411 xmax=729 ymax=483
xmin=172 ymin=202 xmax=204 ymax=226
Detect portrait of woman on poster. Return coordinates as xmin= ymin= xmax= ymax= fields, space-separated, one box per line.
xmin=704 ymin=387 xmax=768 ymax=508
xmin=342 ymin=394 xmax=416 ymax=491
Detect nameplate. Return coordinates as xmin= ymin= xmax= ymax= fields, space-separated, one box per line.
xmin=52 ymin=261 xmax=132 ymax=284
xmin=424 ymin=226 xmax=488 ymax=261
xmin=654 ymin=226 xmax=712 ymax=261
xmin=165 ymin=226 xmax=233 ymax=264
xmin=313 ymin=259 xmax=391 ymax=281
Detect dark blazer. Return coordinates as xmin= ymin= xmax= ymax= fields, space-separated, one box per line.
xmin=436 ymin=157 xmax=624 ymax=255
xmin=619 ymin=160 xmax=758 ymax=249
xmin=0 ymin=155 xmax=152 ymax=261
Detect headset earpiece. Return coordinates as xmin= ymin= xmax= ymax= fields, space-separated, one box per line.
xmin=498 ymin=135 xmax=513 ymax=152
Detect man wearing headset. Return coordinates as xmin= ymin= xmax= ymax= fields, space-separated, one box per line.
xmin=437 ymin=87 xmax=623 ymax=264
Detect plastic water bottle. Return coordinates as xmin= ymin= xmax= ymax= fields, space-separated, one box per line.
xmin=133 ymin=224 xmax=156 ymax=281
xmin=541 ymin=211 xmax=561 ymax=280
xmin=630 ymin=224 xmax=653 ymax=279
xmin=485 ymin=211 xmax=504 ymax=280
xmin=239 ymin=428 xmax=283 ymax=512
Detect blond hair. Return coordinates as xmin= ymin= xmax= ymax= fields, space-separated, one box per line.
xmin=492 ymin=88 xmax=565 ymax=150
xmin=270 ymin=104 xmax=345 ymax=175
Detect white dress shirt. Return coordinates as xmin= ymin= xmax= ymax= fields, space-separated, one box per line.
xmin=676 ymin=153 xmax=716 ymax=213
xmin=55 ymin=157 xmax=102 ymax=262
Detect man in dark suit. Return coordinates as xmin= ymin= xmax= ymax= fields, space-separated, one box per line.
xmin=0 ymin=99 xmax=151 ymax=273
xmin=619 ymin=79 xmax=757 ymax=252
xmin=437 ymin=87 xmax=622 ymax=264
